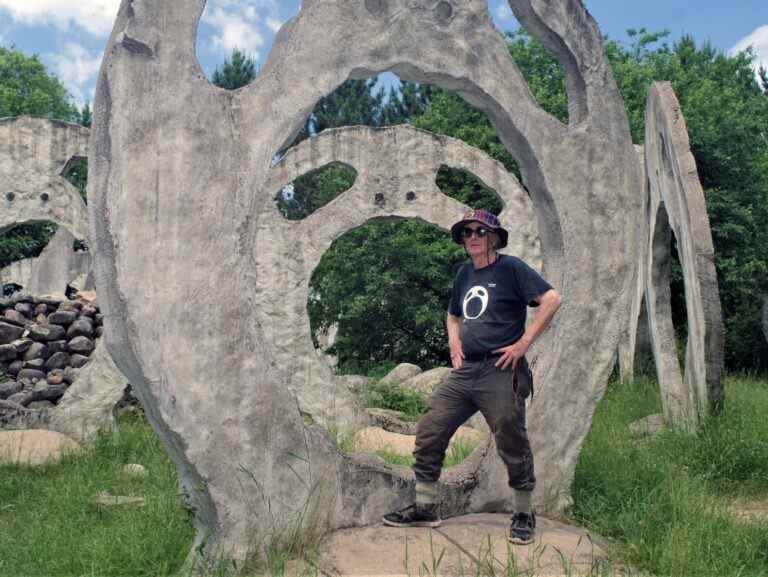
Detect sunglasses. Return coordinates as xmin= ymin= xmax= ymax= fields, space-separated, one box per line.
xmin=461 ymin=226 xmax=491 ymax=239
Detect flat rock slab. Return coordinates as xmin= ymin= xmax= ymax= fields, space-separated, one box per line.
xmin=315 ymin=513 xmax=607 ymax=577
xmin=0 ymin=429 xmax=82 ymax=466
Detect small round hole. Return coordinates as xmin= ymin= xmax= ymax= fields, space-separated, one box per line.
xmin=365 ymin=0 xmax=388 ymax=16
xmin=374 ymin=192 xmax=385 ymax=207
xmin=5 ymin=192 xmax=14 ymax=202
xmin=406 ymin=191 xmax=416 ymax=201
xmin=40 ymin=192 xmax=50 ymax=202
xmin=435 ymin=1 xmax=453 ymax=22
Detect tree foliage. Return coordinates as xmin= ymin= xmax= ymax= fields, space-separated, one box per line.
xmin=211 ymin=49 xmax=257 ymax=90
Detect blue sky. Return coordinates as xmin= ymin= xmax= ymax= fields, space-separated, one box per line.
xmin=0 ymin=0 xmax=766 ymax=107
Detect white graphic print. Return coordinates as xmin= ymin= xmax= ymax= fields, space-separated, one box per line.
xmin=462 ymin=285 xmax=489 ymax=320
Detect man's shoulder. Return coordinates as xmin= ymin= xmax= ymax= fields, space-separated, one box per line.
xmin=497 ymin=254 xmax=528 ymax=271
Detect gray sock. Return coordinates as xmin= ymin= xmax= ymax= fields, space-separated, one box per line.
xmin=415 ymin=481 xmax=438 ymax=505
xmin=513 ymin=489 xmax=532 ymax=514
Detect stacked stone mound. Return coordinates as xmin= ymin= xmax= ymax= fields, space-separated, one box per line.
xmin=0 ymin=293 xmax=102 ymax=420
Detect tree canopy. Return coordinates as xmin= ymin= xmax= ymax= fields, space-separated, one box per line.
xmin=211 ymin=48 xmax=257 ymax=90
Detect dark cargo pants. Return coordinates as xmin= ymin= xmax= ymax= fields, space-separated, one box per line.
xmin=413 ymin=356 xmax=535 ymax=491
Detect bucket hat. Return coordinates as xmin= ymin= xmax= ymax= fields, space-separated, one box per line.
xmin=450 ymin=209 xmax=508 ymax=249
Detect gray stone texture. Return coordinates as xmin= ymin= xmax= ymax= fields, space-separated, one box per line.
xmin=644 ymin=82 xmax=724 ymax=424
xmin=0 ymin=117 xmax=89 ymax=240
xmin=91 ymin=0 xmax=641 ymax=562
xmin=48 ymin=341 xmax=129 ymax=443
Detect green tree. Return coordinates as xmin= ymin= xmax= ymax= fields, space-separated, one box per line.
xmin=0 ymin=45 xmax=78 ymax=119
xmin=211 ymin=48 xmax=257 ymax=90
xmin=309 ymin=219 xmax=465 ymax=372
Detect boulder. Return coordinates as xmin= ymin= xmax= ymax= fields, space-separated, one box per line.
xmin=17 ymin=369 xmax=45 ymax=383
xmin=0 ymin=321 xmax=24 ymax=344
xmin=67 ymin=336 xmax=94 ymax=355
xmin=44 ymin=351 xmax=70 ymax=371
xmin=365 ymin=408 xmax=417 ymax=435
xmin=28 ymin=324 xmax=66 ymax=342
xmin=6 ymin=360 xmax=22 ymax=376
xmin=11 ymin=338 xmax=33 ymax=354
xmin=352 ymin=426 xmax=484 ymax=458
xmin=6 ymin=391 xmax=33 ymax=407
xmin=46 ymin=370 xmax=65 ymax=386
xmin=67 ymin=318 xmax=93 ymax=339
xmin=4 ymin=309 xmax=29 ymax=326
xmin=0 ymin=430 xmax=82 ymax=465
xmin=22 ymin=358 xmax=45 ymax=371
xmin=32 ymin=381 xmax=67 ymax=402
xmin=47 ymin=340 xmax=68 ymax=355
xmin=23 ymin=342 xmax=49 ymax=361
xmin=0 ymin=380 xmax=22 ymax=399
xmin=28 ymin=400 xmax=55 ymax=411
xmin=69 ymin=354 xmax=90 ymax=368
xmin=401 ymin=367 xmax=452 ymax=397
xmin=379 ymin=363 xmax=422 ymax=386
xmin=14 ymin=302 xmax=33 ymax=317
xmin=48 ymin=310 xmax=78 ymax=326
xmin=34 ymin=303 xmax=48 ymax=316
xmin=0 ymin=343 xmax=17 ymax=362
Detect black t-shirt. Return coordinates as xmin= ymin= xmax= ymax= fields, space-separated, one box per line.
xmin=448 ymin=255 xmax=553 ymax=356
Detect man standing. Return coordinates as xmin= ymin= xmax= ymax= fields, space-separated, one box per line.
xmin=382 ymin=209 xmax=562 ymax=545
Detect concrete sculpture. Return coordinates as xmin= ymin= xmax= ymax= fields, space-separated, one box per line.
xmin=0 ymin=117 xmax=89 ymax=240
xmin=0 ymin=228 xmax=91 ymax=295
xmin=91 ymin=0 xmax=641 ymax=562
xmin=643 ymin=82 xmax=724 ymax=423
xmin=264 ymin=125 xmax=540 ymax=425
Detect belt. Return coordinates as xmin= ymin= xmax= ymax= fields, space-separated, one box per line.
xmin=463 ymin=351 xmax=503 ymax=362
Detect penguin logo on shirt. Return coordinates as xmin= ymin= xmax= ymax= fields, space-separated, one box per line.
xmin=462 ymin=286 xmax=489 ymax=320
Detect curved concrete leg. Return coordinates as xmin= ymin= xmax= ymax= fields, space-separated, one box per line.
xmin=644 ymin=82 xmax=724 ymax=425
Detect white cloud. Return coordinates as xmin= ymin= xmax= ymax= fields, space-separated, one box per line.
xmin=0 ymin=0 xmax=119 ymax=36
xmin=730 ymin=25 xmax=768 ymax=86
xmin=203 ymin=3 xmax=265 ymax=57
xmin=48 ymin=42 xmax=102 ymax=105
xmin=495 ymin=2 xmax=513 ymax=21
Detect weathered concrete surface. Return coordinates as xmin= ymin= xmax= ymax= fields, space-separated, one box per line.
xmin=0 ymin=228 xmax=91 ymax=295
xmin=263 ymin=126 xmax=539 ymax=425
xmin=618 ymin=145 xmax=648 ymax=382
xmin=0 ymin=117 xmax=89 ymax=240
xmin=91 ymin=0 xmax=640 ymax=562
xmin=644 ymin=82 xmax=724 ymax=424
xmin=47 ymin=340 xmax=128 ymax=443
xmin=314 ymin=513 xmax=608 ymax=577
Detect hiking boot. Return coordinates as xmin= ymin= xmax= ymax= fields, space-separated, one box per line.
xmin=382 ymin=503 xmax=441 ymax=528
xmin=508 ymin=511 xmax=536 ymax=545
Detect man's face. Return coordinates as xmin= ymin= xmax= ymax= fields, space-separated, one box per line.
xmin=462 ymin=222 xmax=496 ymax=257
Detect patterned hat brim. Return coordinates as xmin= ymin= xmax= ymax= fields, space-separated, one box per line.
xmin=450 ymin=219 xmax=509 ymax=249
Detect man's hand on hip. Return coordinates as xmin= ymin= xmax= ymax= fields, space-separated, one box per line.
xmin=493 ymin=337 xmax=530 ymax=371
xmin=449 ymin=341 xmax=464 ymax=369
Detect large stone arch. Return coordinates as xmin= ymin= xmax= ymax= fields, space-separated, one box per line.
xmin=0 ymin=117 xmax=89 ymax=240
xmin=90 ymin=0 xmax=641 ymax=562
xmin=644 ymin=82 xmax=724 ymax=424
xmin=260 ymin=125 xmax=539 ymax=426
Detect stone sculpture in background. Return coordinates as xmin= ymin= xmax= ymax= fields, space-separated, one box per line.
xmin=91 ymin=0 xmax=641 ymax=563
xmin=0 ymin=117 xmax=89 ymax=240
xmin=639 ymin=82 xmax=724 ymax=424
xmin=0 ymin=228 xmax=92 ymax=295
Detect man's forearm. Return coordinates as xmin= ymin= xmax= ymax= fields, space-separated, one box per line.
xmin=446 ymin=314 xmax=461 ymax=346
xmin=520 ymin=290 xmax=562 ymax=348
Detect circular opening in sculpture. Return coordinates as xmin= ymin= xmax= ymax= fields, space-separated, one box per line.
xmin=435 ymin=165 xmax=504 ymax=215
xmin=309 ymin=217 xmax=489 ymax=468
xmin=275 ymin=162 xmax=357 ymax=220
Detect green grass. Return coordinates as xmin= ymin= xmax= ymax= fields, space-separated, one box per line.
xmin=0 ymin=410 xmax=194 ymax=577
xmin=3 ymin=375 xmax=768 ymax=577
xmin=572 ymin=374 xmax=768 ymax=577
xmin=362 ymin=379 xmax=427 ymax=419
xmin=375 ymin=437 xmax=480 ymax=469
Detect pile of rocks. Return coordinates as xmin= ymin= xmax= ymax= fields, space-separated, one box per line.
xmin=0 ymin=292 xmax=102 ymax=417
